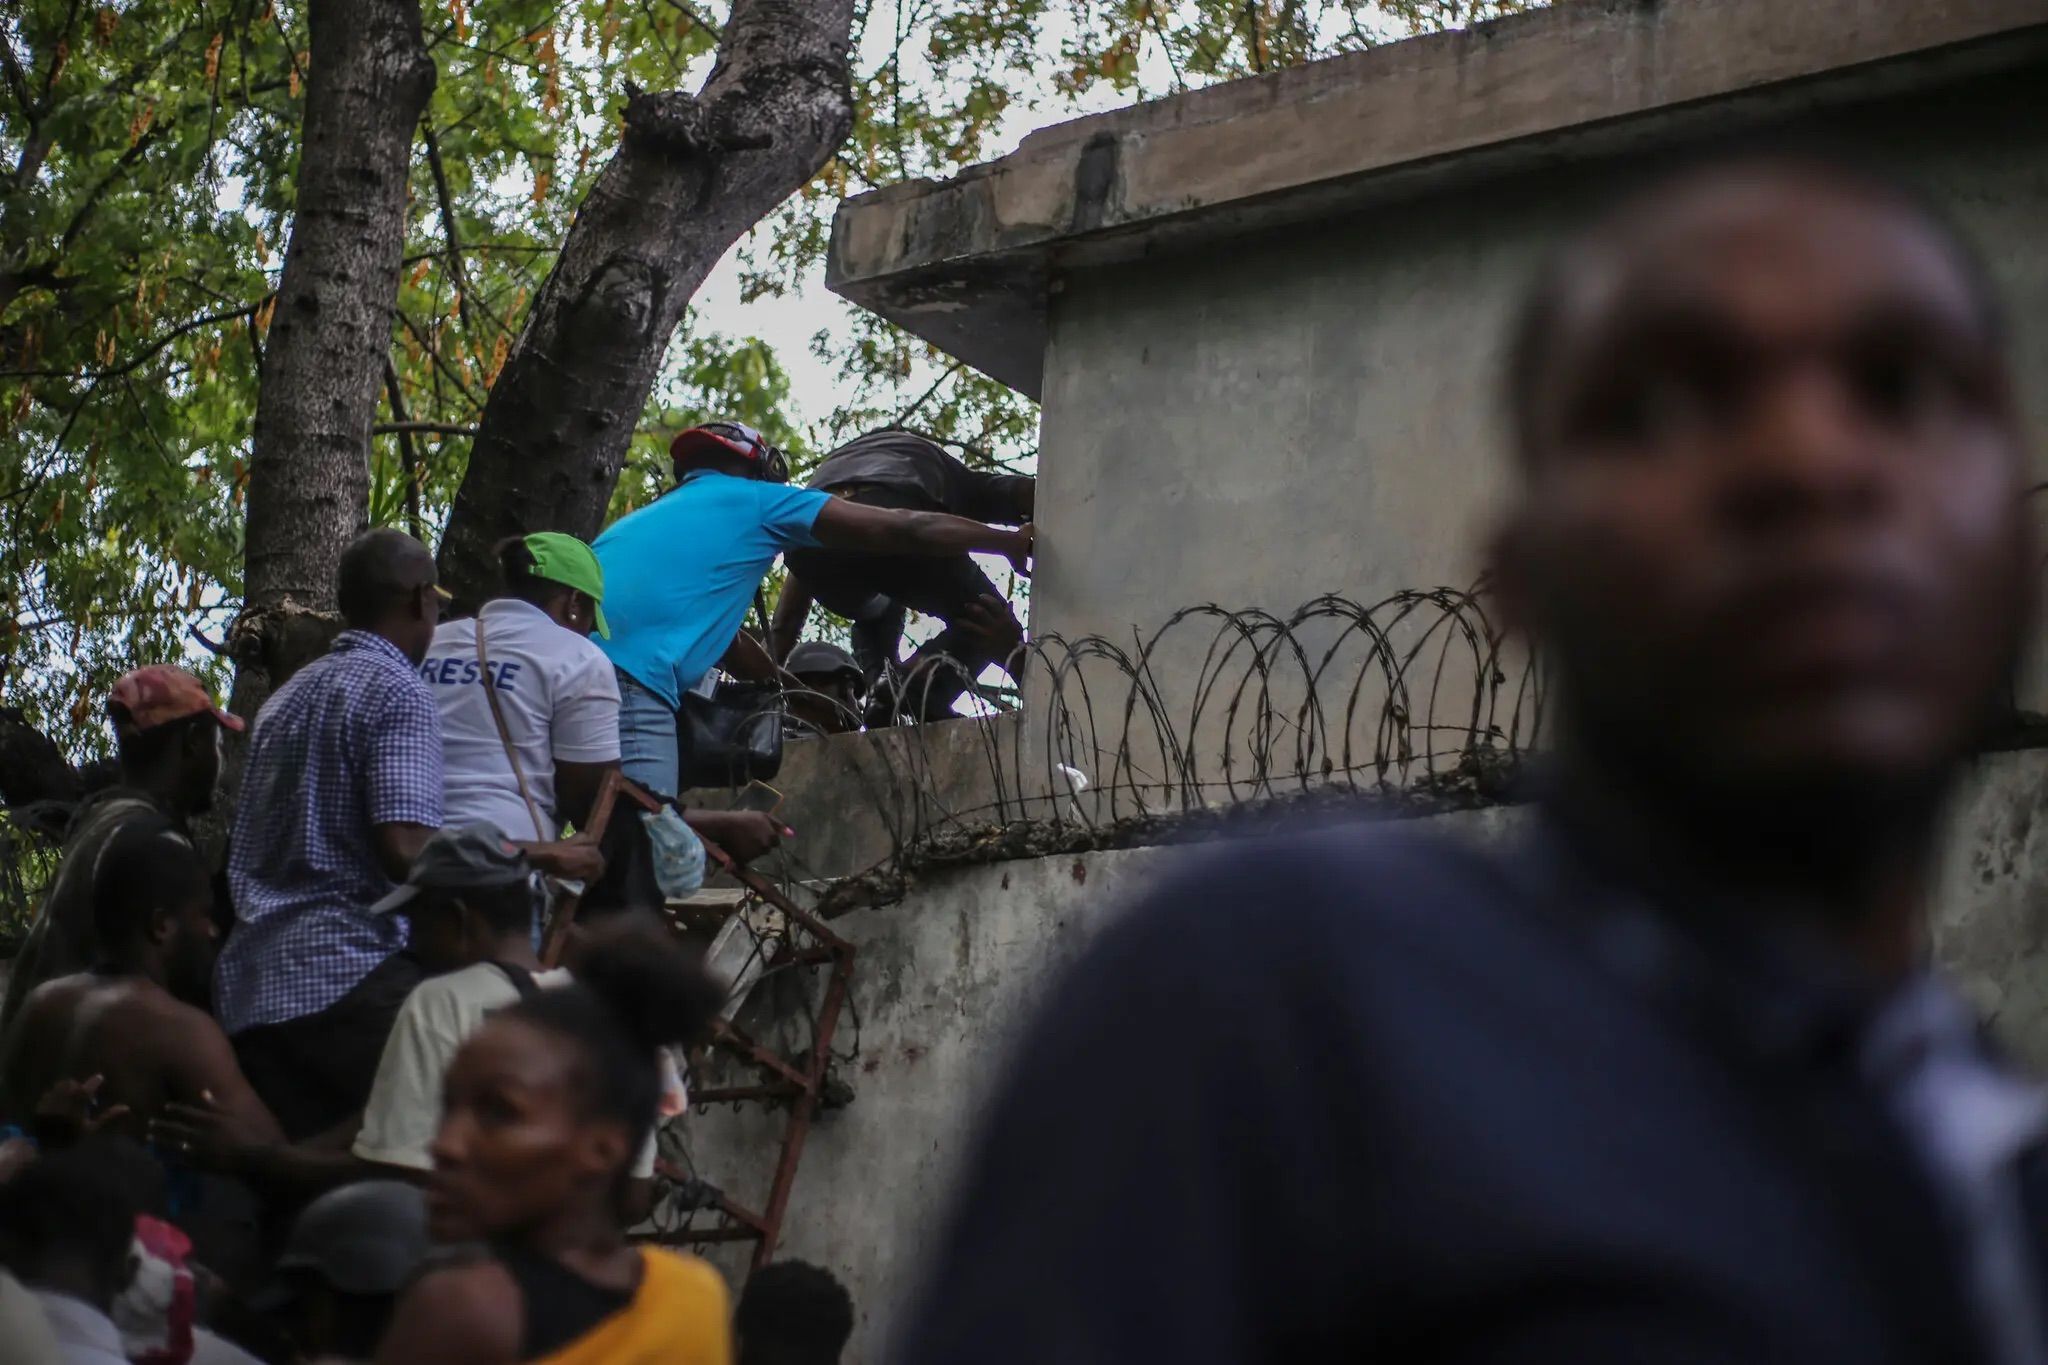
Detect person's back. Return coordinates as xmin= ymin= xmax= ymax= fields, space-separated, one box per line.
xmin=419 ymin=534 xmax=619 ymax=843
xmin=806 ymin=430 xmax=978 ymax=508
xmin=781 ymin=429 xmax=1034 ymax=722
xmin=595 ymin=467 xmax=828 ymax=709
xmin=421 ymin=605 xmax=614 ymax=840
xmin=0 ymin=1140 xmax=144 ymax=1365
xmin=3 ymin=817 xmax=270 ymax=1130
xmin=1 ymin=792 xmax=163 ymax=1032
xmin=223 ymin=638 xmax=436 ymax=977
xmin=351 ymin=960 xmax=569 ymax=1163
xmin=216 ymin=528 xmax=447 ymax=1140
xmin=0 ymin=1269 xmax=62 ymax=1365
xmin=7 ymin=973 xmax=222 ymax=1140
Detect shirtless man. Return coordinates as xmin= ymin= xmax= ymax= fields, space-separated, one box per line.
xmin=0 ymin=815 xmax=278 ymax=1148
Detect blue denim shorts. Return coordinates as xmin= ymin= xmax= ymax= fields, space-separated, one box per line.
xmin=616 ymin=668 xmax=681 ymax=799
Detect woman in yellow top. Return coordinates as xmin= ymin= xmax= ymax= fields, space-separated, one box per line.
xmin=373 ymin=924 xmax=730 ymax=1364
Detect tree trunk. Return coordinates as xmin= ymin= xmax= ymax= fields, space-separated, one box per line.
xmin=231 ymin=0 xmax=435 ymax=705
xmin=436 ymin=0 xmax=857 ymax=607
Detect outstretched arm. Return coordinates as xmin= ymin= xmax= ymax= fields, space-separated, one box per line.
xmin=769 ymin=575 xmax=814 ymax=664
xmin=812 ymin=500 xmax=1033 ymax=576
xmin=149 ymin=1092 xmax=416 ymax=1199
xmin=719 ymin=628 xmax=788 ymax=684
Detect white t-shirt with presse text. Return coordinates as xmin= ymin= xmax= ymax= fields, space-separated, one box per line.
xmin=417 ymin=598 xmax=621 ymax=840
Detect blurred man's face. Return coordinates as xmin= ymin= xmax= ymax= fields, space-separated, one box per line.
xmin=1506 ymin=174 xmax=2029 ymax=803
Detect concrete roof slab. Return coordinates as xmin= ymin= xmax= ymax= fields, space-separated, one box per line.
xmin=826 ymin=0 xmax=2048 ymax=398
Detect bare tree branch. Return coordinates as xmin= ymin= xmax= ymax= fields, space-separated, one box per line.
xmin=420 ymin=120 xmax=480 ymax=346
xmin=893 ymin=358 xmax=965 ymax=426
xmin=394 ymin=307 xmax=487 ymax=409
xmin=0 ymin=301 xmax=267 ymax=382
xmin=381 ymin=358 xmax=427 ymax=539
xmin=373 ymin=420 xmax=478 ymax=437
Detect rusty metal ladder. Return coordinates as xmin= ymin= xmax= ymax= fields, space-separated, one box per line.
xmin=541 ymin=770 xmax=856 ymax=1269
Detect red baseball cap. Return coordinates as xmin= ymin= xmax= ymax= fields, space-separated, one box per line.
xmin=108 ymin=665 xmax=245 ymax=734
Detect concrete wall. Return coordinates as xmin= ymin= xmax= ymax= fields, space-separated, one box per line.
xmin=1030 ymin=69 xmax=2048 ymax=701
xmin=1931 ymin=749 xmax=2048 ymax=1056
xmin=684 ymin=748 xmax=2048 ymax=1361
xmin=696 ymin=716 xmax=1019 ymax=882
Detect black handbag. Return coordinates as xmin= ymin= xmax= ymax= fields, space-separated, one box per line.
xmin=678 ymin=680 xmax=785 ymax=789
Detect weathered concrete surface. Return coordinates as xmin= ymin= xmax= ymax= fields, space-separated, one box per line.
xmin=688 ymin=844 xmax=1175 ymax=1355
xmin=829 ymin=0 xmax=2048 ymax=395
xmin=692 ymin=714 xmax=1021 ymax=882
xmin=686 ymin=751 xmax=2048 ymax=1360
xmin=1932 ymin=749 xmax=2048 ymax=1066
xmin=1028 ymin=71 xmax=2048 ymax=700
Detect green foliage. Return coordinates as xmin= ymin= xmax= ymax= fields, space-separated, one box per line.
xmin=608 ymin=315 xmax=815 ymax=520
xmin=2 ymin=2 xmax=291 ymax=756
xmin=3 ymin=0 xmax=1543 ymax=761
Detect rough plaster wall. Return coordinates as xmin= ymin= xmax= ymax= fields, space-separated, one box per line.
xmin=1030 ymin=72 xmax=2048 ymax=706
xmin=685 ymin=752 xmax=2048 ymax=1359
xmin=1932 ymin=749 xmax=2048 ymax=1066
xmin=687 ymin=844 xmax=1179 ymax=1361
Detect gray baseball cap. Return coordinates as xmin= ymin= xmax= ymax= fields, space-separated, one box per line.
xmin=370 ymin=823 xmax=530 ymax=915
xmin=252 ymin=1180 xmax=430 ymax=1307
xmin=785 ymin=641 xmax=862 ymax=681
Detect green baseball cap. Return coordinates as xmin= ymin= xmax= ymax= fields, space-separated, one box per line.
xmin=523 ymin=531 xmax=609 ymax=638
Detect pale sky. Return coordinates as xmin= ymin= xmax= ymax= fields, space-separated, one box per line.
xmin=682 ymin=2 xmax=1435 ymax=437
xmin=682 ymin=5 xmax=1170 ymax=442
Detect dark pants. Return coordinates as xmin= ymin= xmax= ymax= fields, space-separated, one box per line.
xmin=787 ymin=479 xmax=1031 ymax=721
xmin=232 ymin=952 xmax=425 ymax=1141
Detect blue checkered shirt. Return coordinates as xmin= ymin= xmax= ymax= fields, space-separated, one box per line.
xmin=216 ymin=630 xmax=444 ymax=1034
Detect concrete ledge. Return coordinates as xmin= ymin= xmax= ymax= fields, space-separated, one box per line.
xmin=692 ymin=713 xmax=1022 ymax=881
xmin=827 ymin=0 xmax=2048 ymax=397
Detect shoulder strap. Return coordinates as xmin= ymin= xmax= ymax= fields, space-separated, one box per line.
xmin=475 ymin=614 xmax=551 ymax=842
xmin=489 ymin=960 xmax=542 ymax=1000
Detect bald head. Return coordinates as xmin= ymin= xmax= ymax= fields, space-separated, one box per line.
xmin=338 ymin=528 xmax=443 ymax=662
xmin=1490 ymin=153 xmax=2030 ymax=847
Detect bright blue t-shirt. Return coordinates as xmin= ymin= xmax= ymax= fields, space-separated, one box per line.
xmin=594 ymin=471 xmax=831 ymax=705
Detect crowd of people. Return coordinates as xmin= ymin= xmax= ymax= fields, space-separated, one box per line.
xmin=6 ymin=145 xmax=2046 ymax=1365
xmin=0 ymin=421 xmax=986 ymax=1358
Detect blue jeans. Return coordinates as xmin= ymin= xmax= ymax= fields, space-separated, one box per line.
xmin=616 ymin=669 xmax=680 ymax=799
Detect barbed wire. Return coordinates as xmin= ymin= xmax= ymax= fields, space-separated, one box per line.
xmin=662 ymin=587 xmax=1537 ymax=1240
xmin=766 ymin=587 xmax=1539 ymax=881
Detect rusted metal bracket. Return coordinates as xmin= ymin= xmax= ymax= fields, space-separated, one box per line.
xmin=544 ymin=770 xmax=856 ymax=1272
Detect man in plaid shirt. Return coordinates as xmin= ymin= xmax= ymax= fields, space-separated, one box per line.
xmin=216 ymin=529 xmax=449 ymax=1140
